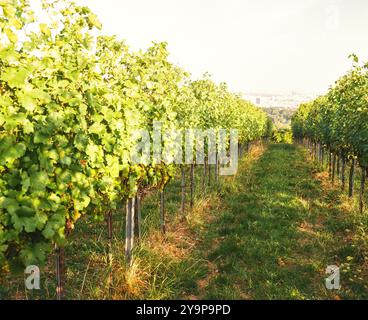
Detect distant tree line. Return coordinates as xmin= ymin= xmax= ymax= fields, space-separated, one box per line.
xmin=262 ymin=107 xmax=296 ymax=129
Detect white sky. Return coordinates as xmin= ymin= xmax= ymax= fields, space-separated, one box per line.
xmin=79 ymin=0 xmax=368 ymax=95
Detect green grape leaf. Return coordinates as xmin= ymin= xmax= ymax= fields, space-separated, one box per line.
xmin=30 ymin=171 xmax=49 ymax=193
xmin=19 ymin=242 xmax=52 ymax=266
xmin=74 ymin=194 xmax=91 ymax=211
xmin=0 ymin=140 xmax=26 ymax=166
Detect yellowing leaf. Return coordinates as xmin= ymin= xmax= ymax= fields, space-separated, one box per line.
xmin=39 ymin=23 xmax=51 ymax=37
xmin=1 ymin=67 xmax=30 ymax=88
xmin=4 ymin=28 xmax=17 ymax=44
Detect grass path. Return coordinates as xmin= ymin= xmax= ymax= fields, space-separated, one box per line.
xmin=188 ymin=144 xmax=368 ymax=300
xmin=2 ymin=143 xmax=367 ymax=300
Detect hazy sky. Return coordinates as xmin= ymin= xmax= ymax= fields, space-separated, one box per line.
xmin=80 ymin=0 xmax=368 ymax=95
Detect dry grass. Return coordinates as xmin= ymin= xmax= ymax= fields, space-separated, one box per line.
xmin=108 ymin=183 xmax=225 ymax=299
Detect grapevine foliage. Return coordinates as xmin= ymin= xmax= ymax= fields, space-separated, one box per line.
xmin=292 ymin=57 xmax=368 ymax=167
xmin=0 ymin=0 xmax=271 ymax=267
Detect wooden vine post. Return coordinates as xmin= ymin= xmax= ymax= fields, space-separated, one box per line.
xmin=190 ymin=164 xmax=195 ymax=208
xmin=359 ymin=168 xmax=366 ymax=214
xmin=125 ymin=198 xmax=135 ymax=265
xmin=181 ymin=166 xmax=186 ymax=216
xmin=317 ymin=143 xmax=321 ymax=162
xmin=307 ymin=139 xmax=310 ymax=155
xmin=310 ymin=140 xmax=313 ymax=157
xmin=311 ymin=141 xmax=314 ymax=159
xmin=314 ymin=143 xmax=317 ymax=161
xmin=203 ymin=156 xmax=207 ymax=196
xmin=321 ymin=144 xmax=323 ymax=163
xmin=349 ymin=159 xmax=356 ymax=198
xmin=217 ymin=158 xmax=220 ymax=183
xmin=55 ymin=245 xmax=64 ymax=300
xmin=55 ymin=221 xmax=72 ymax=300
xmin=106 ymin=211 xmax=113 ymax=296
xmin=341 ymin=156 xmax=346 ymax=190
xmin=160 ymin=189 xmax=166 ymax=234
xmin=208 ymin=161 xmax=212 ymax=187
xmin=332 ymin=154 xmax=337 ymax=183
xmin=214 ymin=152 xmax=219 ymax=183
xmin=321 ymin=145 xmax=325 ymax=167
xmin=134 ymin=195 xmax=141 ymax=241
xmin=315 ymin=142 xmax=320 ymax=161
xmin=318 ymin=143 xmax=320 ymax=162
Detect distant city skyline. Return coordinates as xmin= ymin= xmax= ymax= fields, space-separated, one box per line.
xmin=243 ymin=91 xmax=316 ymax=109
xmin=81 ymin=0 xmax=368 ymax=96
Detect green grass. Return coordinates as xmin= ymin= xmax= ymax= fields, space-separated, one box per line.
xmin=2 ymin=143 xmax=368 ymax=300
xmin=191 ymin=144 xmax=368 ymax=300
